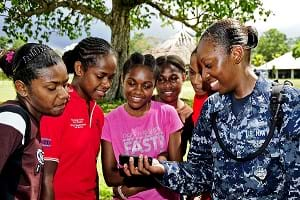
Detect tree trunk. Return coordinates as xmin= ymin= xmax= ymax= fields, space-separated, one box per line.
xmin=105 ymin=1 xmax=131 ymax=100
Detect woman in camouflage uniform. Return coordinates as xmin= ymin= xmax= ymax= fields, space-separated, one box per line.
xmin=123 ymin=19 xmax=300 ymax=199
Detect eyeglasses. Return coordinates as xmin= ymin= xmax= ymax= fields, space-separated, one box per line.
xmin=157 ymin=75 xmax=180 ymax=85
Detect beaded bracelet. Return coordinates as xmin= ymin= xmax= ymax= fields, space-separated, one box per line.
xmin=117 ymin=185 xmax=128 ymax=200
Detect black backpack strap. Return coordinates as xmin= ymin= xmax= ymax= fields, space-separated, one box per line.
xmin=271 ymin=82 xmax=284 ymax=132
xmin=211 ymin=82 xmax=284 ymax=162
xmin=0 ymin=105 xmax=31 ymax=145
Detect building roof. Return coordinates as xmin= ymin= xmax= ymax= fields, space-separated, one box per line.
xmin=256 ymin=52 xmax=300 ymax=70
xmin=144 ymin=29 xmax=197 ymax=64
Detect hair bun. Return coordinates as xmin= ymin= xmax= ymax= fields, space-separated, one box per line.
xmin=0 ymin=50 xmax=15 ymax=78
xmin=144 ymin=54 xmax=156 ymax=68
xmin=247 ymin=26 xmax=258 ymax=49
xmin=5 ymin=51 xmax=15 ymax=64
xmin=130 ymin=52 xmax=145 ymax=64
xmin=62 ymin=49 xmax=77 ymax=74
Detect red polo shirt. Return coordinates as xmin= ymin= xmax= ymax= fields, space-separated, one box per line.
xmin=40 ymin=86 xmax=104 ymax=200
xmin=192 ymin=94 xmax=208 ymax=125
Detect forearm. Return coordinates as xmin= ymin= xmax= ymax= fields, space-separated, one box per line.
xmin=41 ymin=161 xmax=58 ymax=200
xmin=160 ymin=124 xmax=213 ymax=195
xmin=41 ymin=178 xmax=54 ymax=200
xmin=159 ymin=160 xmax=212 ymax=195
xmin=104 ymin=168 xmax=125 ymax=187
xmin=168 ymin=131 xmax=183 ymax=161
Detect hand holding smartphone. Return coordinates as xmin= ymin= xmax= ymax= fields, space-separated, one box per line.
xmin=119 ymin=154 xmax=153 ymax=167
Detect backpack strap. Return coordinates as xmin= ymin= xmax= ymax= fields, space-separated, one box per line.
xmin=271 ymin=82 xmax=284 ymax=132
xmin=0 ymin=105 xmax=31 ymax=146
xmin=211 ymin=82 xmax=285 ymax=162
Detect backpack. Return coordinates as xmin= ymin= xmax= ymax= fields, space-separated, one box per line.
xmin=0 ymin=104 xmax=31 ymax=145
xmin=211 ymin=80 xmax=293 ymax=162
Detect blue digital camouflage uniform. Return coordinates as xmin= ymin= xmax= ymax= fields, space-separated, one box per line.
xmin=160 ymin=75 xmax=300 ymax=199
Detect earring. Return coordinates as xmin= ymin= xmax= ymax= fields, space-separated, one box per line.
xmin=205 ymin=74 xmax=210 ymax=81
xmin=19 ymin=92 xmax=26 ymax=97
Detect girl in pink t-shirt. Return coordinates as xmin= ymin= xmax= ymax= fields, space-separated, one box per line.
xmin=101 ymin=52 xmax=183 ymax=200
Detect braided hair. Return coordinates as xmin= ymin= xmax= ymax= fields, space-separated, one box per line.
xmin=156 ymin=55 xmax=186 ymax=73
xmin=122 ymin=52 xmax=159 ymax=81
xmin=0 ymin=43 xmax=62 ymax=85
xmin=62 ymin=37 xmax=115 ymax=74
xmin=200 ymin=19 xmax=258 ymax=62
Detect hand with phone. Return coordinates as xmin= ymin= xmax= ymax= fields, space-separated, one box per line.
xmin=119 ymin=154 xmax=153 ymax=167
xmin=120 ymin=154 xmax=166 ymax=177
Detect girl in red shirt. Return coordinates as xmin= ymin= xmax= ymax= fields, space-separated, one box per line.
xmin=189 ymin=49 xmax=210 ymax=125
xmin=41 ymin=37 xmax=117 ymax=200
xmin=189 ymin=49 xmax=212 ymax=200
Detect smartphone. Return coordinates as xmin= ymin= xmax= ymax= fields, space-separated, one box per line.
xmin=119 ymin=154 xmax=152 ymax=167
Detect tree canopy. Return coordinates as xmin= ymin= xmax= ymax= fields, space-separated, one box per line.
xmin=0 ymin=0 xmax=270 ymax=99
xmin=0 ymin=36 xmax=26 ymax=50
xmin=292 ymin=40 xmax=300 ymax=59
xmin=0 ymin=36 xmax=10 ymax=50
xmin=251 ymin=53 xmax=265 ymax=67
xmin=129 ymin=32 xmax=159 ymax=55
xmin=254 ymin=28 xmax=290 ymax=63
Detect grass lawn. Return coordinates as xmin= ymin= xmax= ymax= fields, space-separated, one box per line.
xmin=0 ymin=80 xmax=16 ymax=103
xmin=1 ymin=79 xmax=300 ymax=103
xmin=1 ymin=79 xmax=300 ymax=199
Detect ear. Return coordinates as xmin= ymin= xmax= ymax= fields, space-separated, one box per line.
xmin=231 ymin=45 xmax=244 ymax=64
xmin=15 ymin=80 xmax=28 ymax=97
xmin=182 ymin=72 xmax=187 ymax=81
xmin=74 ymin=61 xmax=84 ymax=76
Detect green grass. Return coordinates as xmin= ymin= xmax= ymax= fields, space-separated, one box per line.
xmin=1 ymin=79 xmax=300 ymax=199
xmin=97 ymin=159 xmax=112 ymax=200
xmin=0 ymin=80 xmax=16 ymax=103
xmin=1 ymin=79 xmax=299 ymax=103
xmin=99 ymin=98 xmax=125 ymax=114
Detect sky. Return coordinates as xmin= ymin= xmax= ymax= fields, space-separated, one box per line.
xmin=1 ymin=0 xmax=300 ymax=50
xmin=247 ymin=0 xmax=300 ymax=38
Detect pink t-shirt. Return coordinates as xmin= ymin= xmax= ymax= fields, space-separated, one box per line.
xmin=102 ymin=101 xmax=182 ymax=200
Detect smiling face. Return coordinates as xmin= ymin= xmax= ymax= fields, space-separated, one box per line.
xmin=123 ymin=65 xmax=155 ymax=115
xmin=189 ymin=53 xmax=207 ymax=96
xmin=156 ymin=63 xmax=185 ymax=104
xmin=77 ymin=54 xmax=117 ymax=100
xmin=24 ymin=62 xmax=69 ymax=117
xmin=197 ymin=39 xmax=238 ymax=94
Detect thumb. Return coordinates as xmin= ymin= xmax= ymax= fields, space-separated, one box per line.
xmin=146 ymin=158 xmax=165 ymax=175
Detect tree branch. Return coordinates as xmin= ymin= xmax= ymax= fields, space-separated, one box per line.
xmin=21 ymin=0 xmax=112 ymax=25
xmin=145 ymin=1 xmax=200 ymax=31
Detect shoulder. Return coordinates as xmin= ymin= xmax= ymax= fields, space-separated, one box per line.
xmin=0 ymin=109 xmax=27 ymax=143
xmin=41 ymin=110 xmax=66 ymax=126
xmin=92 ymin=102 xmax=104 ymax=116
xmin=150 ymin=101 xmax=180 ymax=123
xmin=105 ymin=104 xmax=125 ymax=119
xmin=151 ymin=101 xmax=177 ymax=113
xmin=205 ymin=92 xmax=224 ymax=113
xmin=282 ymin=84 xmax=300 ymax=103
xmin=281 ymin=84 xmax=300 ymax=118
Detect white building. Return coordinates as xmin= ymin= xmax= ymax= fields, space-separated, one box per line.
xmin=256 ymin=52 xmax=300 ymax=79
xmin=144 ymin=29 xmax=197 ymax=65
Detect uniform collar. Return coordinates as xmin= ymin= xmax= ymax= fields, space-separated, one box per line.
xmin=209 ymin=75 xmax=272 ymax=115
